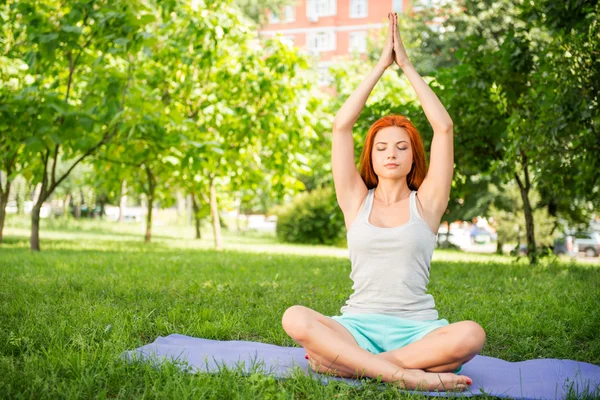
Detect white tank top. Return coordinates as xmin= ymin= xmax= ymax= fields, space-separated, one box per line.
xmin=340 ymin=188 xmax=439 ymax=321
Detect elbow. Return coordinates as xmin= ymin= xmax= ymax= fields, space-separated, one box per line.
xmin=436 ymin=122 xmax=453 ymax=135
xmin=332 ymin=119 xmax=349 ymax=133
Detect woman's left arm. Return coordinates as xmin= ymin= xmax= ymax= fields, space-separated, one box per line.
xmin=393 ymin=13 xmax=453 ymax=220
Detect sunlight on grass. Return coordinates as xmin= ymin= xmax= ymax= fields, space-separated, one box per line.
xmin=1 ymin=216 xmax=598 ymax=399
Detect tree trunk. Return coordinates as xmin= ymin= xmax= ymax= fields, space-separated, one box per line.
xmin=119 ymin=180 xmax=127 ymax=223
xmin=0 ymin=182 xmax=10 ymax=244
xmin=15 ymin=178 xmax=23 ymax=215
xmin=191 ymin=192 xmax=202 ymax=239
xmin=145 ymin=195 xmax=153 ymax=243
xmin=31 ymin=202 xmax=42 ymax=251
xmin=95 ymin=192 xmax=105 ymax=219
xmin=144 ymin=167 xmax=156 ymax=243
xmin=515 ymin=156 xmax=536 ymax=264
xmin=209 ymin=178 xmax=222 ymax=250
xmin=496 ymin=240 xmax=504 ymax=255
xmin=32 ymin=182 xmax=42 ymax=205
xmin=63 ymin=193 xmax=71 ymax=219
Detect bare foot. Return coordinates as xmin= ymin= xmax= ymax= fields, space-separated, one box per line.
xmin=392 ymin=369 xmax=472 ymax=392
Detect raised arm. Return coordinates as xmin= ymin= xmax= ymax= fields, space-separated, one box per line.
xmin=392 ymin=13 xmax=454 ymax=226
xmin=332 ymin=14 xmax=394 ymax=224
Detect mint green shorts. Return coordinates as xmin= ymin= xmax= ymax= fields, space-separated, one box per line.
xmin=330 ymin=313 xmax=463 ymax=374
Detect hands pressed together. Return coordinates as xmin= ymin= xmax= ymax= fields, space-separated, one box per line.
xmin=379 ymin=12 xmax=411 ymax=70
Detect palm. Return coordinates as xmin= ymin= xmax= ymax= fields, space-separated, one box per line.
xmin=392 ymin=13 xmax=410 ymax=67
xmin=378 ymin=13 xmax=394 ymax=68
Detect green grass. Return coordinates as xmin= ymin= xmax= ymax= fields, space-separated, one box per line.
xmin=1 ymin=216 xmax=599 ymax=399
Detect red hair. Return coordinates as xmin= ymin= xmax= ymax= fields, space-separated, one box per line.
xmin=359 ymin=115 xmax=428 ymax=190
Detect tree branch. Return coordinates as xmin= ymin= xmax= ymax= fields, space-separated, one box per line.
xmin=39 ymin=148 xmax=51 ymax=203
xmin=50 ymin=145 xmax=59 ymax=189
xmin=0 ymin=152 xmax=17 ymax=196
xmin=96 ymin=155 xmax=143 ymax=168
xmin=43 ymin=59 xmax=135 ymax=202
xmin=514 ymin=171 xmax=524 ymax=192
xmin=522 ymin=152 xmax=531 ymax=192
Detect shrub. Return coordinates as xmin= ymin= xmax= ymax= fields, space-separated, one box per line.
xmin=272 ymin=186 xmax=346 ymax=246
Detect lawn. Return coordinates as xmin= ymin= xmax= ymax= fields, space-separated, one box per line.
xmin=1 ymin=217 xmax=599 ymax=399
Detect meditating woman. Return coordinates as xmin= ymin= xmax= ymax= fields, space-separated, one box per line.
xmin=281 ymin=13 xmax=485 ymax=391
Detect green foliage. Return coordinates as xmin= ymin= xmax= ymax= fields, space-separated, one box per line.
xmin=1 ymin=0 xmax=329 ymax=246
xmin=489 ymin=182 xmax=558 ymax=248
xmin=273 ymin=186 xmax=346 ymax=246
xmin=232 ymin=0 xmax=294 ymax=26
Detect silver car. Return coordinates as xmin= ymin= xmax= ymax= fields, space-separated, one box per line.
xmin=574 ymin=232 xmax=600 ymax=257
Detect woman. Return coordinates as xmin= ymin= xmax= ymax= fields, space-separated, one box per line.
xmin=281 ymin=13 xmax=485 ymax=391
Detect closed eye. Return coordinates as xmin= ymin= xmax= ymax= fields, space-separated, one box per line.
xmin=377 ymin=148 xmax=408 ymax=151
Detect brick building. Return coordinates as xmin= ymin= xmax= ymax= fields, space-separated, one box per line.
xmin=259 ymin=0 xmax=431 ymax=84
xmin=260 ymin=0 xmax=411 ymax=58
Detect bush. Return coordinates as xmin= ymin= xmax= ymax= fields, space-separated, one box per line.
xmin=272 ymin=186 xmax=346 ymax=246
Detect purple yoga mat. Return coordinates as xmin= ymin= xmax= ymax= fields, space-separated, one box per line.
xmin=123 ymin=334 xmax=600 ymax=399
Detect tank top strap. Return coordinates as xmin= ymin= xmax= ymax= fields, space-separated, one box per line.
xmin=409 ymin=190 xmax=419 ymax=222
xmin=354 ymin=188 xmax=374 ymax=223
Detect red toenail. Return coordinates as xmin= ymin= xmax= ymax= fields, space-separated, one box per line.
xmin=304 ymin=354 xmax=309 ymax=359
xmin=467 ymin=379 xmax=472 ymax=385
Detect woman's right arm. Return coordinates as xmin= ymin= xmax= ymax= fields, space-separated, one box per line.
xmin=332 ymin=13 xmax=394 ymax=220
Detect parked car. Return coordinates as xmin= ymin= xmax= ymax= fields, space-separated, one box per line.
xmin=574 ymin=232 xmax=600 ymax=257
xmin=554 ymin=236 xmax=578 ymax=256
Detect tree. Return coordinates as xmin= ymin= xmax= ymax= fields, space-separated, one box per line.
xmin=419 ymin=0 xmax=600 ymax=263
xmin=3 ymin=0 xmax=153 ymax=250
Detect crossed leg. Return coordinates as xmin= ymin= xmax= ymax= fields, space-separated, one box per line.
xmin=282 ymin=305 xmax=475 ymax=391
xmin=375 ymin=320 xmax=485 ymax=373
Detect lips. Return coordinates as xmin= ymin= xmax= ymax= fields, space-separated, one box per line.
xmin=385 ymin=163 xmax=398 ymax=167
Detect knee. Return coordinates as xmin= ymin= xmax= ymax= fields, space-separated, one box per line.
xmin=452 ymin=321 xmax=486 ymax=357
xmin=281 ymin=305 xmax=314 ymax=341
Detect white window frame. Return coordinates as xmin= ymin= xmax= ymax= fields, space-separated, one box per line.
xmin=348 ymin=30 xmax=367 ymax=53
xmin=283 ymin=5 xmax=295 ymax=22
xmin=306 ymin=0 xmax=337 ymax=19
xmin=306 ymin=30 xmax=336 ymax=52
xmin=349 ymin=0 xmax=368 ymax=19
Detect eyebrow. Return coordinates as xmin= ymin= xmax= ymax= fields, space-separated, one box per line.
xmin=375 ymin=141 xmax=409 ymax=145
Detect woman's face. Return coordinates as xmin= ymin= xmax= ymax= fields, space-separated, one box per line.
xmin=371 ymin=126 xmax=413 ymax=180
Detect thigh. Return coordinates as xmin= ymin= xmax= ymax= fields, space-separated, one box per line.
xmin=298 ymin=306 xmax=359 ymax=347
xmin=420 ymin=320 xmax=484 ymax=342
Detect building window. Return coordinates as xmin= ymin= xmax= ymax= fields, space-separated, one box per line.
xmin=348 ymin=31 xmax=367 ymax=53
xmin=393 ymin=0 xmax=403 ymax=13
xmin=306 ymin=31 xmax=336 ymax=52
xmin=283 ymin=5 xmax=295 ymax=22
xmin=350 ymin=0 xmax=367 ymax=18
xmin=269 ymin=10 xmax=280 ymax=24
xmin=306 ymin=0 xmax=337 ymax=20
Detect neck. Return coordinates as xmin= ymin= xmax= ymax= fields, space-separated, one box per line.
xmin=374 ymin=180 xmax=411 ymax=206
